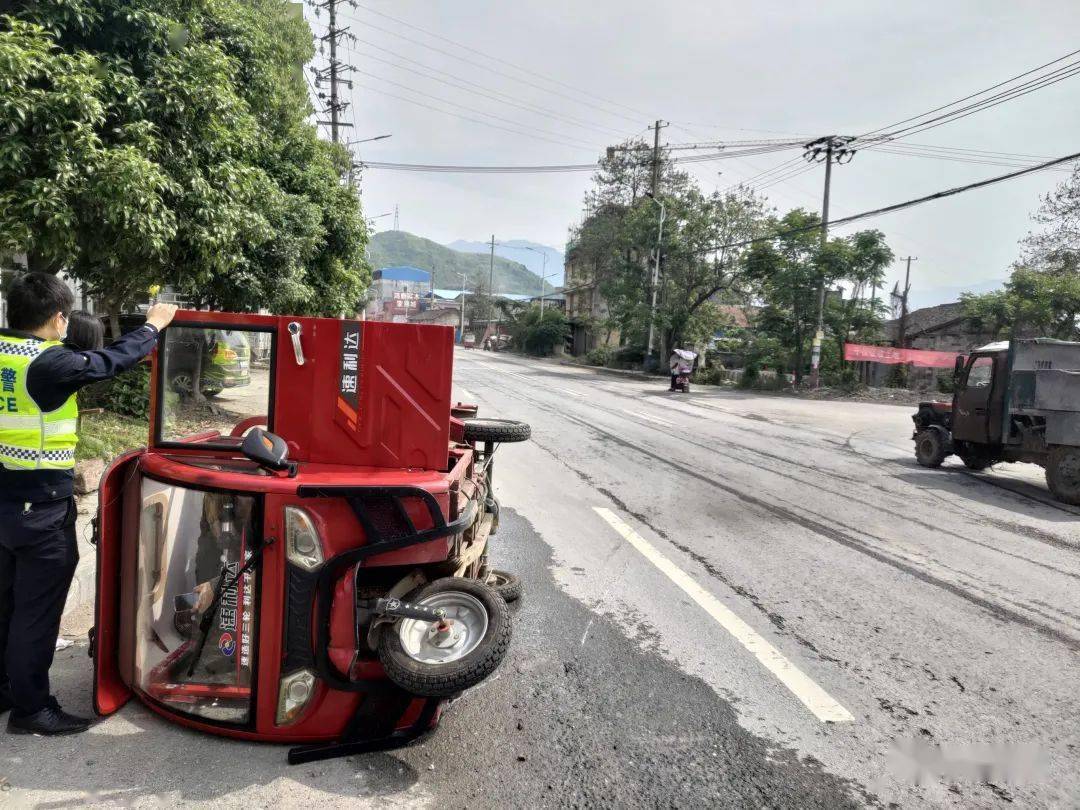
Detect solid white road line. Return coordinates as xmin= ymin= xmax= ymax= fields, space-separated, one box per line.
xmin=556 ymin=387 xmax=585 ymax=398
xmin=621 ymin=409 xmax=674 ymax=427
xmin=593 ymin=507 xmax=855 ymax=724
xmin=455 ymin=387 xmax=477 ymax=402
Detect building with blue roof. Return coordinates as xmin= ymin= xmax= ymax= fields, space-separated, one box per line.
xmin=366 ymin=265 xmax=433 ymax=322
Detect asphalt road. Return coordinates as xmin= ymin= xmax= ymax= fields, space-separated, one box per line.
xmin=5 ymin=349 xmax=1079 ymax=808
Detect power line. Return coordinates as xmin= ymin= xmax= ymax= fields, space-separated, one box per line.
xmin=348 ymin=2 xmax=653 ymax=123
xmin=693 ymin=149 xmax=1080 ymax=255
xmin=356 ymin=145 xmax=804 ymax=174
xmin=334 ymin=6 xmax=645 ymax=127
xmin=856 ymin=48 xmax=1080 ymax=142
xmin=347 ymin=67 xmax=599 ymax=150
xmin=864 ymin=61 xmax=1080 ymax=144
xmin=350 ymin=82 xmax=599 ymax=152
xmin=336 ymin=38 xmax=628 ymax=139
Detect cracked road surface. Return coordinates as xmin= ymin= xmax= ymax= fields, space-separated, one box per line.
xmin=5 ymin=349 xmax=1079 ymax=808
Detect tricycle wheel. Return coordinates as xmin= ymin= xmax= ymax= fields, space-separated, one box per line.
xmin=378 ymin=577 xmax=511 ymax=697
xmin=1046 ymin=446 xmax=1080 ymax=505
xmin=462 ymin=418 xmax=531 ymax=444
xmin=485 ymin=569 xmax=522 ymax=603
xmin=915 ymin=429 xmax=948 ymax=468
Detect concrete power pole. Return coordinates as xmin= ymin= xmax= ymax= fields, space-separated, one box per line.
xmin=804 ymin=135 xmax=856 ymax=388
xmin=457 ymin=272 xmax=468 ymax=344
xmin=312 ymin=0 xmax=354 ymax=144
xmin=488 ymin=235 xmax=496 ymax=296
xmin=650 ymin=119 xmax=667 ymax=197
xmin=896 ymin=256 xmax=918 ymax=349
xmin=393 ymin=204 xmax=399 ymax=231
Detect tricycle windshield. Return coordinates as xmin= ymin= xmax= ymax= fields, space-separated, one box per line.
xmin=159 ymin=324 xmax=274 ymax=447
xmin=133 ymin=478 xmax=258 ymax=724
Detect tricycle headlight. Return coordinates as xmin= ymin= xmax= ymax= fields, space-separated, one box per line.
xmin=276 ymin=668 xmax=317 ymax=725
xmin=285 ymin=506 xmax=323 ymax=571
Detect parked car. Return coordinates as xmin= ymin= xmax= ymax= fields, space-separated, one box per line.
xmin=165 ymin=328 xmax=252 ymax=397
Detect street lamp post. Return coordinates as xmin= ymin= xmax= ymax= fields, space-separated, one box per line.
xmin=498 ymin=243 xmax=557 ymax=315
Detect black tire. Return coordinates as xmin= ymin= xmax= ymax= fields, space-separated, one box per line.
xmin=958 ymin=446 xmax=994 ymax=471
xmin=1046 ymin=446 xmax=1080 ymax=505
xmin=378 ymin=577 xmax=512 ymax=697
xmin=915 ymin=429 xmax=948 ymax=468
xmin=485 ymin=569 xmax=522 ymax=603
xmin=462 ymin=418 xmax=531 ymax=444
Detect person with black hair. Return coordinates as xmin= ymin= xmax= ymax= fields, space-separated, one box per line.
xmin=0 ymin=272 xmax=176 ymax=735
xmin=63 ymin=310 xmax=104 ymax=352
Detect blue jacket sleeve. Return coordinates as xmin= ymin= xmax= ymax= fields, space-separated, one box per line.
xmin=27 ymin=325 xmax=160 ymax=412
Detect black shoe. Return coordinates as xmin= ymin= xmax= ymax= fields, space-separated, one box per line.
xmin=7 ymin=698 xmax=91 ymax=736
xmin=0 ymin=684 xmax=11 ymax=715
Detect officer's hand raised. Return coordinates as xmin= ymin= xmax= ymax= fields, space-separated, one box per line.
xmin=146 ymin=303 xmax=179 ymax=331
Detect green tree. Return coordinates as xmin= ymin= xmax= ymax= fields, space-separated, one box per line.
xmin=568 ymin=143 xmax=770 ymax=361
xmin=0 ymin=2 xmax=369 ymax=327
xmin=963 ymin=165 xmax=1080 ymax=341
xmin=508 ymin=305 xmax=569 ymax=356
xmin=745 ymin=211 xmax=892 ymax=384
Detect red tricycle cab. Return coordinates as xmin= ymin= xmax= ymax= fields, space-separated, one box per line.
xmin=92 ymin=311 xmax=529 ymax=763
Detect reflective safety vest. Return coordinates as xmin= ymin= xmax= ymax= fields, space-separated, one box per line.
xmin=0 ymin=336 xmax=79 ymax=470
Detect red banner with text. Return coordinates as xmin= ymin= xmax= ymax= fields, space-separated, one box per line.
xmin=844 ymin=343 xmax=960 ymax=368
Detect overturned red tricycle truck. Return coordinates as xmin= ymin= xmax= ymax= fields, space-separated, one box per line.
xmin=91 ymin=310 xmax=530 ymax=763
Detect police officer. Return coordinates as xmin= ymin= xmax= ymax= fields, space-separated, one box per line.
xmin=0 ymin=272 xmax=176 ymax=735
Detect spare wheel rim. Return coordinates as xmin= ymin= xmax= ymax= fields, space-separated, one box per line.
xmin=397 ymin=591 xmax=489 ymax=664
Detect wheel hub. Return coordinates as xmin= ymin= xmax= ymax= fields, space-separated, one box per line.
xmin=398 ymin=591 xmax=488 ymax=664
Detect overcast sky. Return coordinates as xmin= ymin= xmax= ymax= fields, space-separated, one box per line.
xmin=308 ymin=1 xmax=1080 ymax=301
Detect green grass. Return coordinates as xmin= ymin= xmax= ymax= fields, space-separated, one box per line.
xmin=76 ymin=411 xmax=149 ymax=462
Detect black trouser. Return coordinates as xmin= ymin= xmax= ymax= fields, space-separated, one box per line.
xmin=670 ymin=373 xmax=677 ymax=389
xmin=0 ymin=497 xmax=78 ymax=715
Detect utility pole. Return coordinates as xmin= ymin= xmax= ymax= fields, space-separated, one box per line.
xmin=650 ymin=119 xmax=668 ymax=197
xmin=804 ymin=135 xmax=856 ymax=388
xmin=488 ymin=234 xmax=496 ymax=297
xmin=393 ymin=204 xmax=399 ymax=231
xmin=311 ymin=0 xmax=354 ymax=143
xmin=644 ymin=195 xmax=666 ymax=364
xmin=457 ymin=271 xmax=468 ymax=344
xmin=896 ymin=256 xmax=917 ymax=348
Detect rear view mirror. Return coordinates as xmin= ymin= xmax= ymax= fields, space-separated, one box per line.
xmin=241 ymin=427 xmax=295 ymax=475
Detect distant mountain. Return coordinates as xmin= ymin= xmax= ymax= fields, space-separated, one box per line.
xmin=446 ymin=239 xmax=565 ymax=287
xmin=905 ymin=278 xmax=1005 ymax=312
xmin=368 ymin=231 xmax=542 ymax=295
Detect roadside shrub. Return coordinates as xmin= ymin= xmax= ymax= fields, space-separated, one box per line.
xmin=509 ymin=306 xmax=569 ymax=356
xmin=691 ymin=365 xmax=723 ymax=386
xmin=936 ymin=371 xmax=956 ymax=394
xmin=611 ymin=345 xmax=645 ymax=368
xmin=80 ymin=362 xmax=152 ymax=420
xmin=585 ymin=345 xmax=613 ymax=366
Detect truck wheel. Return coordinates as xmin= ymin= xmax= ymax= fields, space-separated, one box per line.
xmin=915 ymin=430 xmax=947 ymax=468
xmin=958 ymin=447 xmax=993 ymax=471
xmin=1046 ymin=447 xmax=1080 ymax=505
xmin=485 ymin=569 xmax=522 ymax=603
xmin=462 ymin=418 xmax=531 ymax=444
xmin=378 ymin=577 xmax=511 ymax=697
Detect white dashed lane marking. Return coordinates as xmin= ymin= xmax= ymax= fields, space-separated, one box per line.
xmin=621 ymin=409 xmax=673 ymax=427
